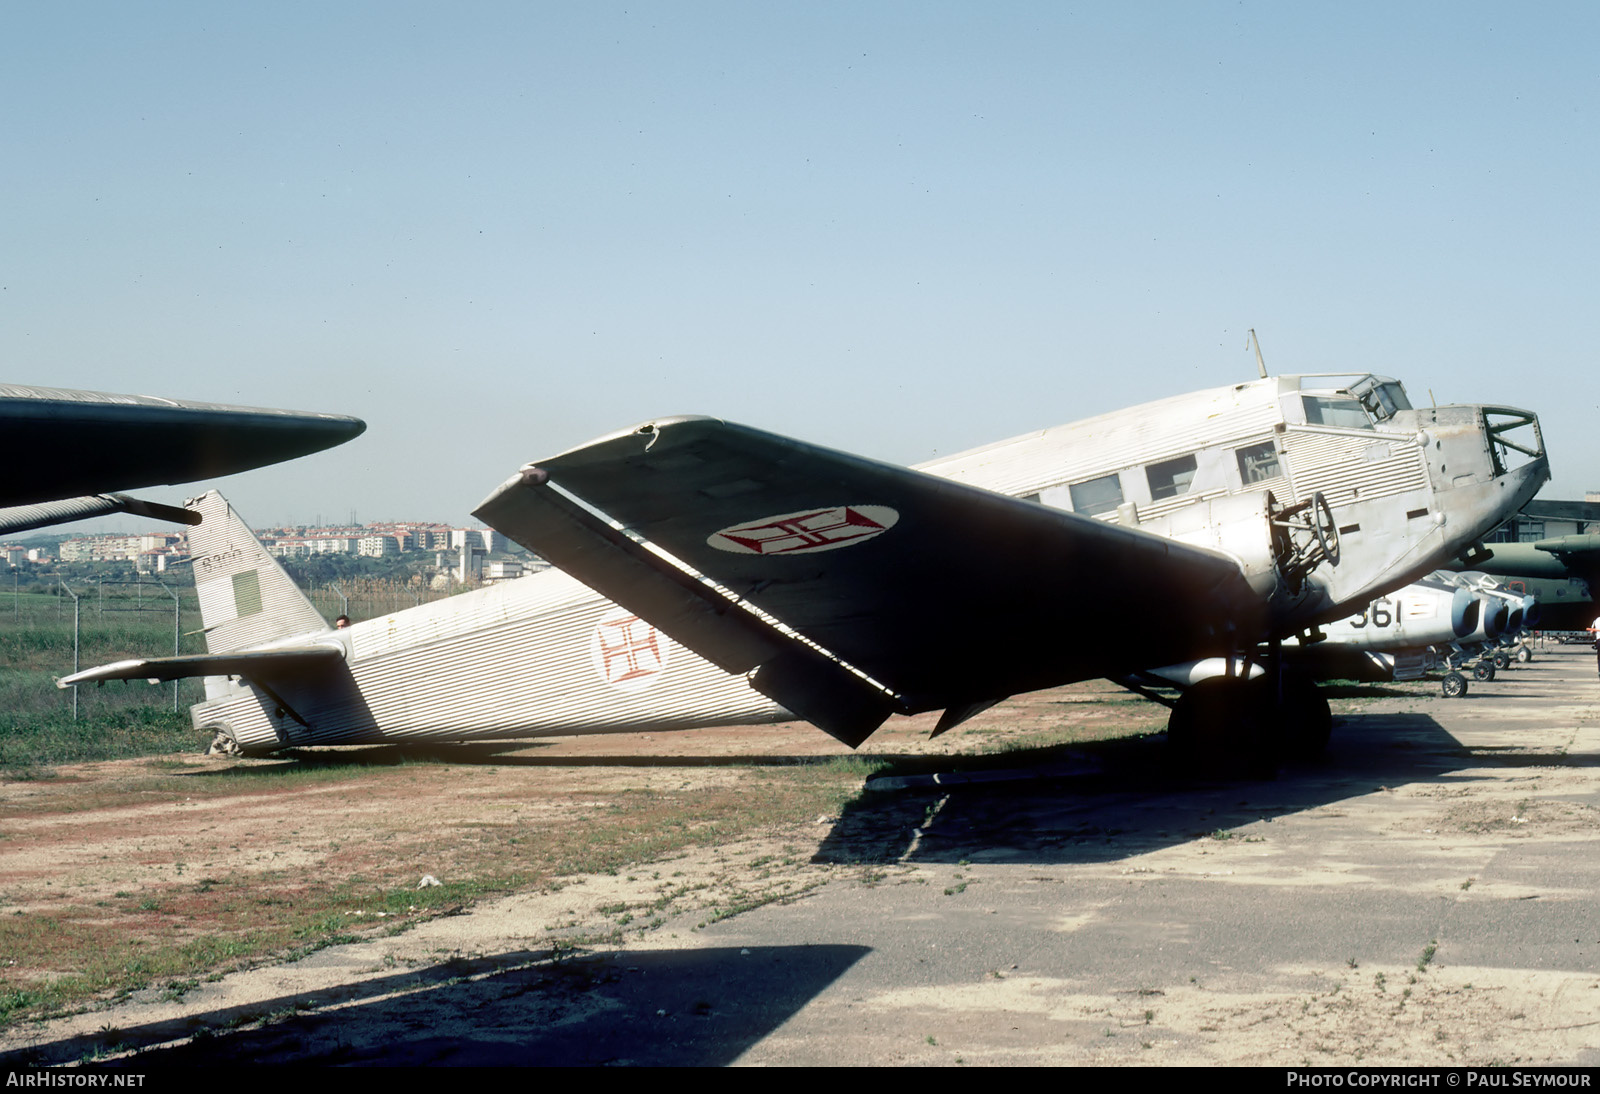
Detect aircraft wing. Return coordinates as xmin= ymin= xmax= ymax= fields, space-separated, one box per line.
xmin=0 ymin=384 xmax=365 ymax=509
xmin=475 ymin=416 xmax=1265 ymax=745
xmin=58 ymin=646 xmax=344 ymax=688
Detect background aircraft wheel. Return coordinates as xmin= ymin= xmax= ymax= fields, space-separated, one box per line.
xmin=1516 ymin=646 xmax=1534 ymax=663
xmin=1473 ymin=661 xmax=1495 ymax=682
xmin=1442 ymin=672 xmax=1468 ymax=698
xmin=1493 ymin=651 xmax=1511 ymax=670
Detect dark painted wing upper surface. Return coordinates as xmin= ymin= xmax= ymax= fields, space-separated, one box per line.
xmin=476 ymin=416 xmax=1264 ymax=744
xmin=0 ymin=385 xmax=365 ymax=508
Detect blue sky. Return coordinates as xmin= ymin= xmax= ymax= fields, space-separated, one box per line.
xmin=2 ymin=2 xmax=1595 ymax=529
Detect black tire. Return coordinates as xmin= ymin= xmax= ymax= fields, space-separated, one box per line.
xmin=1267 ymin=670 xmax=1332 ymax=761
xmin=1442 ymin=671 xmax=1468 ymax=698
xmin=1474 ymin=661 xmax=1495 ymax=682
xmin=1493 ymin=652 xmax=1511 ymax=670
xmin=1167 ymin=676 xmax=1273 ymax=776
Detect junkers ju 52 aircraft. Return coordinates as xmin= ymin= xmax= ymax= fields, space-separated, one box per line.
xmin=474 ymin=372 xmax=1548 ymax=763
xmin=62 ymin=371 xmax=1546 ymax=764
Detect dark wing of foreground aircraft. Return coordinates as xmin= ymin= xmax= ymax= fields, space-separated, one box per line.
xmin=0 ymin=384 xmax=365 ymax=535
xmin=473 ymin=417 xmax=1271 ymax=747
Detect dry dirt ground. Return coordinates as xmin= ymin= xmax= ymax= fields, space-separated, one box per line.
xmin=3 ymin=649 xmax=1600 ymax=1066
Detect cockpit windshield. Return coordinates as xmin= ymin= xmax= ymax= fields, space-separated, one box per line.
xmin=1298 ymin=375 xmax=1413 ymax=429
xmin=1351 ymin=379 xmax=1412 ymax=421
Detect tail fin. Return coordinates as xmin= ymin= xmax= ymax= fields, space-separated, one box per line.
xmin=187 ymin=491 xmax=329 ymax=652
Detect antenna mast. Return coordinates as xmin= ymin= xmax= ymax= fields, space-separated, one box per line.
xmin=1247 ymin=329 xmax=1268 ymax=379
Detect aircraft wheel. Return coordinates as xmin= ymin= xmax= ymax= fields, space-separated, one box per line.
xmin=1474 ymin=661 xmax=1495 ymax=682
xmin=206 ymin=729 xmax=243 ymax=756
xmin=1167 ymin=677 xmax=1273 ymax=775
xmin=1516 ymin=646 xmax=1534 ymax=663
xmin=1493 ymin=652 xmax=1512 ymax=670
xmin=1442 ymin=672 xmax=1468 ymax=698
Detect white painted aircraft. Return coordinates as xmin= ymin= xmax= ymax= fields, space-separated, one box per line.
xmin=1283 ymin=574 xmax=1505 ymax=697
xmin=0 ymin=384 xmax=365 ymax=535
xmin=62 ymin=372 xmax=1548 ymax=764
xmin=474 ymin=372 xmax=1548 ymax=761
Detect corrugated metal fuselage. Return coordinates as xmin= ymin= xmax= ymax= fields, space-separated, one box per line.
xmin=193 ymin=569 xmax=787 ymax=753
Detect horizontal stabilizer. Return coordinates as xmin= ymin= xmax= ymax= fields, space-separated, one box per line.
xmin=58 ymin=646 xmax=344 ymax=688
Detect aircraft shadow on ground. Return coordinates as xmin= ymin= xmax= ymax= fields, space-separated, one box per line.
xmin=174 ymin=742 xmax=886 ymax=775
xmin=813 ymin=709 xmax=1599 ymax=867
xmin=0 ymin=944 xmax=868 ymax=1068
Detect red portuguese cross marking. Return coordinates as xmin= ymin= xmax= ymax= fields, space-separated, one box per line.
xmin=718 ymin=506 xmax=888 ymax=555
xmin=595 ymin=614 xmax=666 ymax=685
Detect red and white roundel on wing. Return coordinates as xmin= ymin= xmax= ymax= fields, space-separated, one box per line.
xmin=589 ymin=607 xmax=672 ymax=692
xmin=707 ymin=505 xmax=899 ymax=556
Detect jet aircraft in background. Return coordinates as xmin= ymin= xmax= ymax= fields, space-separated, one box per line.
xmin=1285 ymin=572 xmax=1533 ymax=698
xmin=1441 ymin=499 xmax=1600 ymax=633
xmin=476 ymin=372 xmax=1548 ymax=763
xmin=0 ymin=384 xmax=365 ymax=535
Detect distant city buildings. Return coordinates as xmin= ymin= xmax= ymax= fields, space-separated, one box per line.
xmin=34 ymin=519 xmax=523 ymax=577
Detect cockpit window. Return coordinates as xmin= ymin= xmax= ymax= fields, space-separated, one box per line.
xmin=1237 ymin=441 xmax=1281 ymax=484
xmin=1354 ymin=381 xmax=1412 ymax=421
xmin=1146 ymin=454 xmax=1198 ymax=501
xmin=1068 ymin=473 xmax=1124 ymax=516
xmin=1302 ymin=396 xmax=1373 ymax=430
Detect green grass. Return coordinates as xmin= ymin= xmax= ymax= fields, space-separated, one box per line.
xmin=0 ymin=587 xmax=209 ymax=775
xmin=0 ymin=708 xmax=199 ymax=773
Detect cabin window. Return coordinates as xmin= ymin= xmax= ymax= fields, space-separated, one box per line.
xmin=1237 ymin=441 xmax=1281 ymax=484
xmin=1146 ymin=454 xmax=1198 ymax=501
xmin=1302 ymin=396 xmax=1373 ymax=430
xmin=1068 ymin=473 xmax=1123 ymax=516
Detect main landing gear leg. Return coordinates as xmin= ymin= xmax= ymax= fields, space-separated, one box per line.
xmin=1165 ymin=651 xmax=1331 ymax=772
